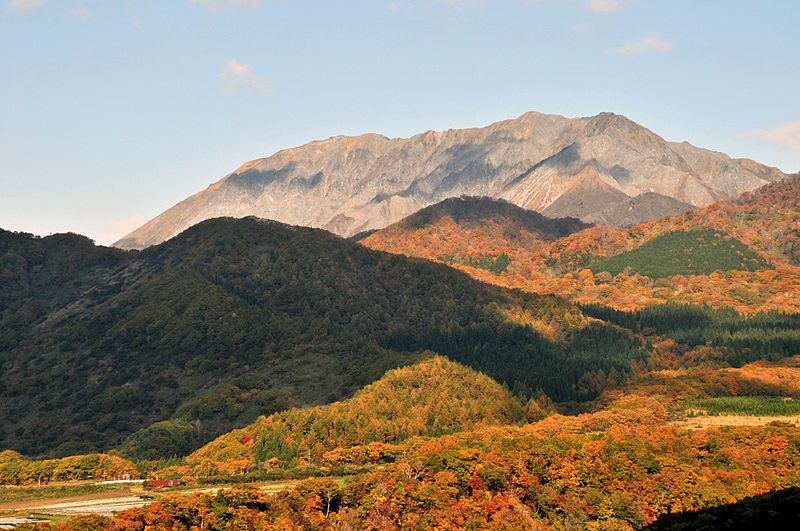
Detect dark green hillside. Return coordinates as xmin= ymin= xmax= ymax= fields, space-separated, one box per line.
xmin=679 ymin=396 xmax=800 ymax=416
xmin=0 ymin=230 xmax=128 ymax=350
xmin=581 ymin=303 xmax=800 ymax=366
xmin=589 ymin=229 xmax=769 ymax=278
xmin=0 ymin=219 xmax=645 ymax=459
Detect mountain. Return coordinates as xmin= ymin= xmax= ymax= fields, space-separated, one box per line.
xmin=361 ymin=196 xmax=589 ymax=283
xmin=114 ymin=111 xmax=788 ymax=249
xmin=539 ymin=166 xmax=692 ymax=227
xmin=189 ymin=356 xmax=534 ymax=469
xmin=0 ymin=217 xmax=645 ymax=458
xmin=378 ymin=195 xmax=589 ymax=238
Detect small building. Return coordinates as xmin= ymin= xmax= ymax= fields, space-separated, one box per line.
xmin=145 ymin=479 xmax=182 ymax=488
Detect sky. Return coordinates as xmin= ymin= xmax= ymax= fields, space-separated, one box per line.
xmin=1 ymin=0 xmax=798 ymax=245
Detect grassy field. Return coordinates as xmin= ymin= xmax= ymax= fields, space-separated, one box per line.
xmin=589 ymin=229 xmax=768 ymax=278
xmin=0 ymin=483 xmax=130 ymax=504
xmin=672 ymin=415 xmax=800 ymax=430
xmin=679 ymin=396 xmax=800 ymax=416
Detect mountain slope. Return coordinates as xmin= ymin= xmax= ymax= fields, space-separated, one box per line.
xmin=190 ymin=356 xmax=530 ymax=468
xmin=381 ymin=195 xmax=589 ymax=237
xmin=362 ymin=176 xmax=800 ymax=314
xmin=539 ymin=166 xmax=691 ymax=227
xmin=589 ymin=229 xmax=770 ymax=278
xmin=361 ymin=197 xmax=589 ymax=292
xmin=115 ymin=111 xmax=787 ymax=249
xmin=1 ymin=218 xmax=646 ymax=458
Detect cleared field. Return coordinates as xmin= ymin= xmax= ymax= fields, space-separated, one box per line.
xmin=0 ymin=479 xmax=301 ymax=522
xmin=0 ymin=483 xmax=132 ymax=505
xmin=672 ymin=415 xmax=800 ymax=430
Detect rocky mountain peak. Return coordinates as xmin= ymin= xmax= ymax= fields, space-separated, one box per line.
xmin=114 ymin=111 xmax=788 ymax=250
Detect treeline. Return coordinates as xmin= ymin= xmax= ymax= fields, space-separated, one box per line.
xmin=189 ymin=356 xmax=536 ymax=470
xmin=680 ymin=396 xmax=800 ymax=416
xmin=0 ymin=450 xmax=136 ymax=486
xmin=384 ymin=321 xmax=647 ymax=402
xmin=581 ymin=303 xmax=800 ymax=366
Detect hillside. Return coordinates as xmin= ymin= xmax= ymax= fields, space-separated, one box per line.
xmin=363 ymin=176 xmax=800 ymax=314
xmin=589 ymin=229 xmax=769 ymax=278
xmin=645 ymin=488 xmax=800 ymax=530
xmin=362 ymin=196 xmax=589 ymax=277
xmin=190 ymin=356 xmax=532 ymax=469
xmin=0 ymin=218 xmax=646 ymax=459
xmin=382 ymin=196 xmax=589 ymax=238
xmin=80 ymin=386 xmax=800 ymax=530
xmin=114 ymin=111 xmax=787 ymax=249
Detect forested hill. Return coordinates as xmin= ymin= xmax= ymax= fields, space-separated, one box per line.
xmin=362 ymin=197 xmax=589 ymax=275
xmin=0 ymin=218 xmax=645 ymax=459
xmin=382 ymin=196 xmax=590 ymax=238
xmin=190 ymin=356 xmax=535 ymax=468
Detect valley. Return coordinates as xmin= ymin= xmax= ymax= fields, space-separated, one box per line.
xmin=2 ymin=124 xmax=799 ymax=530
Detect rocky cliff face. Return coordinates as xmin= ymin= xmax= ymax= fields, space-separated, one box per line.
xmin=115 ymin=111 xmax=788 ymax=249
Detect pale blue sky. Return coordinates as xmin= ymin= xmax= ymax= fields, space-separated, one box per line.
xmin=1 ymin=0 xmax=798 ymax=244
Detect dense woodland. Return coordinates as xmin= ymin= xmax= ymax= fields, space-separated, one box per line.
xmin=189 ymin=356 xmax=537 ymax=472
xmin=27 ymin=383 xmax=800 ymax=529
xmin=588 ymin=229 xmax=768 ymax=278
xmin=581 ymin=303 xmax=800 ymax=366
xmin=0 ymin=218 xmax=642 ymax=458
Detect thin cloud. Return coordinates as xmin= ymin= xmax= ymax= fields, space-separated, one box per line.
xmin=749 ymin=122 xmax=800 ymax=152
xmin=219 ymin=59 xmax=270 ymax=95
xmin=438 ymin=0 xmax=486 ymax=8
xmin=8 ymin=0 xmax=47 ymax=12
xmin=386 ymin=0 xmax=410 ymax=12
xmin=615 ymin=34 xmax=673 ymax=55
xmin=588 ymin=0 xmax=620 ymax=12
xmin=523 ymin=0 xmax=634 ymax=13
xmin=188 ymin=0 xmax=262 ymax=12
xmin=74 ymin=4 xmax=91 ymax=20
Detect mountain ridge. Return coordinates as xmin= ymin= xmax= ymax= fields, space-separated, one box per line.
xmin=114 ymin=111 xmax=788 ymax=249
xmin=1 ymin=216 xmax=647 ymax=458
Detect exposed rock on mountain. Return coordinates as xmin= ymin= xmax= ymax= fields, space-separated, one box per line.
xmin=115 ymin=111 xmax=787 ymax=249
xmin=540 ymin=166 xmax=692 ymax=227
